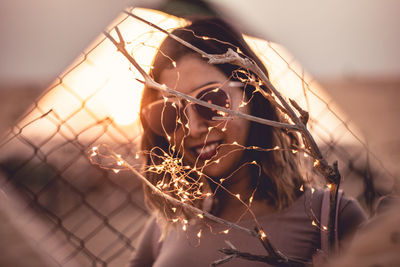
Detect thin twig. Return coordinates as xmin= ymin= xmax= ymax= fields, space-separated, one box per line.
xmin=123 ymin=11 xmax=330 ymax=176
xmin=255 ymin=226 xmax=287 ymax=261
xmin=104 ymin=28 xmax=298 ymax=130
xmin=211 ymin=241 xmax=237 ymax=266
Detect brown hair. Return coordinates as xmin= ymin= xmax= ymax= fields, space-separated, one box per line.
xmin=139 ymin=17 xmax=304 ymax=219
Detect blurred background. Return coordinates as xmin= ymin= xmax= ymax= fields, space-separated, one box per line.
xmin=0 ymin=0 xmax=399 ymax=266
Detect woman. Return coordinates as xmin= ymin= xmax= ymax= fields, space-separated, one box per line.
xmin=130 ymin=17 xmax=366 ymax=266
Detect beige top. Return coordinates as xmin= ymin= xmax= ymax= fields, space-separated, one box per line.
xmin=129 ymin=189 xmax=366 ymax=267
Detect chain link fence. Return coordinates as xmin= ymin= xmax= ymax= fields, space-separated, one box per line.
xmin=0 ymin=7 xmax=393 ymax=267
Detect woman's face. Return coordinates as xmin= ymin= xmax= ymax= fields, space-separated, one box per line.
xmin=157 ymin=55 xmax=251 ymax=179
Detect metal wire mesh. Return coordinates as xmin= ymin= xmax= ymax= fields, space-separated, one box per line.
xmin=0 ymin=7 xmax=393 ymax=267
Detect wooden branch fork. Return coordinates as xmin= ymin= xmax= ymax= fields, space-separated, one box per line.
xmin=100 ymin=10 xmax=342 ymax=266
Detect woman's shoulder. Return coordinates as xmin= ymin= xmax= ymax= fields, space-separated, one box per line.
xmin=306 ymin=187 xmax=367 ymax=239
xmin=336 ymin=193 xmax=368 ymax=238
xmin=305 ymin=187 xmax=365 ymax=214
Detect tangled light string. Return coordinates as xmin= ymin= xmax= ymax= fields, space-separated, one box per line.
xmin=88 ymin=140 xmax=317 ymax=267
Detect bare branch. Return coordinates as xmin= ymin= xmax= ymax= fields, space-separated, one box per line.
xmin=255 ymin=226 xmax=288 ymax=261
xmin=122 ymin=10 xmax=329 ymax=176
xmin=289 ymin=99 xmax=309 ymax=126
xmin=103 ymin=27 xmax=299 ymax=131
xmin=109 ymin=10 xmax=343 ymax=260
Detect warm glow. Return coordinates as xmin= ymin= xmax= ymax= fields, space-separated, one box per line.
xmin=16 ymin=7 xmax=361 ymax=147
xmin=18 ymin=8 xmax=187 ymax=140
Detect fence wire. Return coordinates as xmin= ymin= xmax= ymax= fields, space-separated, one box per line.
xmin=0 ymin=7 xmax=394 ymax=267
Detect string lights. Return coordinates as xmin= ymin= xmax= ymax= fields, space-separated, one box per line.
xmin=88 ymin=18 xmax=340 ymax=264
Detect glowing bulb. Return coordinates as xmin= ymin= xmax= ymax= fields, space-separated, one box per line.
xmin=135 ymin=153 xmax=139 ymax=159
xmin=197 ymin=230 xmax=202 ymax=238
xmin=273 ymin=146 xmax=280 ymax=150
xmin=249 ymin=196 xmax=254 ymax=204
xmin=260 ymin=230 xmax=267 ymax=240
xmin=222 ymin=229 xmax=229 ymax=234
xmin=292 ymin=150 xmax=298 ymax=154
xmin=222 ymin=127 xmax=226 ymax=132
xmin=161 ymin=84 xmax=167 ymax=89
xmin=235 ymin=194 xmax=240 ymax=199
xmin=172 ymin=61 xmax=176 ymax=67
xmin=172 ymin=207 xmax=177 ymax=212
xmin=311 ymin=187 xmax=315 ymax=194
xmin=215 ymin=159 xmax=220 ymax=164
xmin=312 ymin=220 xmax=317 ymax=227
xmin=172 ymin=218 xmax=179 ymax=223
xmin=322 ymin=225 xmax=328 ymax=231
xmin=313 ymin=160 xmax=320 ymax=167
xmin=197 ymin=214 xmax=204 ymax=219
xmin=113 ymin=169 xmax=120 ymax=174
xmin=327 ymin=183 xmax=332 ymax=189
xmin=202 ymin=36 xmax=210 ymax=40
xmin=182 ymin=225 xmax=187 ymax=231
xmin=300 ymin=185 xmax=304 ymax=192
xmin=304 ymin=153 xmax=308 ymax=158
xmin=233 ymin=141 xmax=238 ymax=145
xmin=117 ymin=160 xmax=123 ymax=166
xmin=90 ymin=147 xmax=99 ymax=157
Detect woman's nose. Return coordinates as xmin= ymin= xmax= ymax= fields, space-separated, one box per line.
xmin=185 ymin=106 xmax=209 ymax=138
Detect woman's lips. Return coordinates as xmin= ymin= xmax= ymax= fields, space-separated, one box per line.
xmin=191 ymin=141 xmax=221 ymax=160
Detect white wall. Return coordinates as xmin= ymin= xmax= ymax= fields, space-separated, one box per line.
xmin=210 ymin=0 xmax=400 ymax=80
